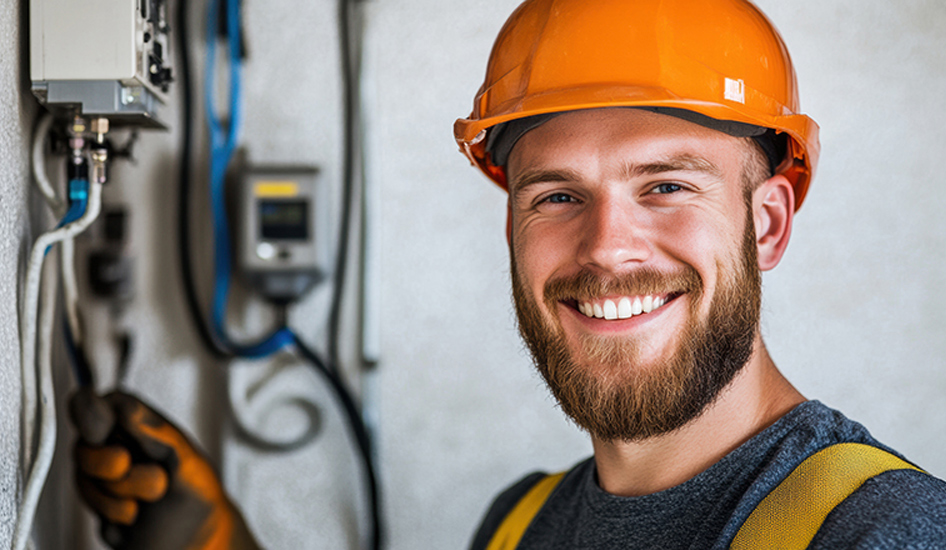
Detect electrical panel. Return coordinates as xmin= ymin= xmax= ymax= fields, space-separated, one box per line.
xmin=236 ymin=166 xmax=328 ymax=303
xmin=30 ymin=0 xmax=173 ymax=127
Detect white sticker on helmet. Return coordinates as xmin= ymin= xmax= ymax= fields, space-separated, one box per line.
xmin=725 ymin=78 xmax=746 ymax=104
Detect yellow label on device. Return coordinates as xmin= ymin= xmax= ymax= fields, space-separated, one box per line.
xmin=254 ymin=181 xmax=300 ymax=197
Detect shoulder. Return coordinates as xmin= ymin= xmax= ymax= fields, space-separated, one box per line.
xmin=468 ymin=459 xmax=591 ymax=550
xmin=769 ymin=403 xmax=946 ymax=548
xmin=810 ymin=468 xmax=946 ymax=549
xmin=723 ymin=403 xmax=946 ymax=548
xmin=467 ymin=471 xmax=549 ymax=550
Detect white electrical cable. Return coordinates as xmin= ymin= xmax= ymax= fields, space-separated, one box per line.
xmin=23 ymin=245 xmax=58 ymax=550
xmin=30 ymin=114 xmax=63 ymax=217
xmin=31 ymin=112 xmax=84 ymax=379
xmin=60 ymin=239 xmax=82 ymax=345
xmin=14 ymin=181 xmax=103 ymax=550
xmin=23 ymin=115 xmax=66 ymax=470
xmin=32 ymin=113 xmax=83 ymax=345
xmin=25 ymin=133 xmax=60 ymax=468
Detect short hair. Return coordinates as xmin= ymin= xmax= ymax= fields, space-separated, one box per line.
xmin=742 ymin=137 xmax=774 ymax=196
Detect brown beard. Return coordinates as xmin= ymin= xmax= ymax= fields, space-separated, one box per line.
xmin=511 ymin=211 xmax=761 ymax=442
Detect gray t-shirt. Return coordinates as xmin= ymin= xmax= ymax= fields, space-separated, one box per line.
xmin=469 ymin=401 xmax=946 ymax=549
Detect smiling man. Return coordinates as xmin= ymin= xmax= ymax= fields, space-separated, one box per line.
xmin=63 ymin=1 xmax=946 ymax=548
xmin=455 ymin=1 xmax=946 ymax=548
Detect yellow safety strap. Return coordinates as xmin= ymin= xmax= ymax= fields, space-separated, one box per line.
xmin=485 ymin=472 xmax=566 ymax=550
xmin=486 ymin=443 xmax=922 ymax=550
xmin=730 ymin=443 xmax=922 ymax=549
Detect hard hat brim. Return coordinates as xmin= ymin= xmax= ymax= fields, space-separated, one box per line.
xmin=455 ymin=96 xmax=819 ymax=210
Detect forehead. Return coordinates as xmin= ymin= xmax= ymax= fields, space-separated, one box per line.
xmin=506 ymin=109 xmax=751 ymax=190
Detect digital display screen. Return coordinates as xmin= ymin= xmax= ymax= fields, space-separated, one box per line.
xmin=259 ymin=200 xmax=309 ymax=240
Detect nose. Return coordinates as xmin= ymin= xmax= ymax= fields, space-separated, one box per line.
xmin=576 ymin=197 xmax=651 ymax=273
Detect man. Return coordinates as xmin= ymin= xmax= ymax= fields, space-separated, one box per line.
xmin=71 ymin=0 xmax=946 ymax=548
xmin=453 ymin=0 xmax=946 ymax=548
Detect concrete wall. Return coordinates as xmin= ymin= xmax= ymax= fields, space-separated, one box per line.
xmin=2 ymin=0 xmax=945 ymax=549
xmin=0 ymin=0 xmax=32 ymax=545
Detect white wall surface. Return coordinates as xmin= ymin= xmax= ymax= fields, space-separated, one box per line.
xmin=2 ymin=1 xmax=946 ymax=549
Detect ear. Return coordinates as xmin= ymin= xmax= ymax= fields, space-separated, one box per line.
xmin=752 ymin=174 xmax=794 ymax=271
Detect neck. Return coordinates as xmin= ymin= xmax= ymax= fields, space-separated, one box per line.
xmin=590 ymin=335 xmax=805 ymax=497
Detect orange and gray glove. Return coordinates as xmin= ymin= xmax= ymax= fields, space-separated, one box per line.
xmin=69 ymin=389 xmax=262 ymax=550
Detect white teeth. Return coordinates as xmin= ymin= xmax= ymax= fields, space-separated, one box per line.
xmin=617 ymin=297 xmax=633 ymax=319
xmin=579 ymin=295 xmax=670 ymax=321
xmin=603 ymin=300 xmax=618 ymax=320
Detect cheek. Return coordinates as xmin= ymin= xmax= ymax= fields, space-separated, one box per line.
xmin=513 ymin=250 xmax=554 ymax=310
xmin=653 ymin=213 xmax=715 ymax=259
xmin=652 ymin=212 xmax=741 ymax=299
xmin=512 ymin=224 xmax=576 ymax=289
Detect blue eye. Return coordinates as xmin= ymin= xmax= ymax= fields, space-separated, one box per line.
xmin=653 ymin=183 xmax=683 ymax=194
xmin=544 ymin=193 xmax=575 ymax=204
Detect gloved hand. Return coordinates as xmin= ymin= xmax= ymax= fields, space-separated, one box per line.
xmin=69 ymin=388 xmax=262 ymax=550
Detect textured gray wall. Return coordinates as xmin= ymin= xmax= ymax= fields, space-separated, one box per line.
xmin=3 ymin=0 xmax=946 ymax=549
xmin=756 ymin=0 xmax=946 ymax=468
xmin=0 ymin=0 xmax=32 ymax=545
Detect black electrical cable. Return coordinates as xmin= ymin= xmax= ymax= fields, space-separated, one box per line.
xmin=115 ymin=332 xmax=134 ymax=387
xmin=63 ymin=320 xmax=94 ymax=388
xmin=175 ymin=0 xmax=232 ymax=359
xmin=176 ymin=0 xmax=360 ymax=368
xmin=327 ymin=0 xmax=360 ymax=369
xmin=293 ymin=335 xmax=383 ymax=550
xmin=327 ymin=3 xmax=384 ymax=547
xmin=175 ymin=1 xmax=383 ymax=548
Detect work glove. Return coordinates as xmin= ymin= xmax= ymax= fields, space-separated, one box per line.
xmin=69 ymin=388 xmax=262 ymax=550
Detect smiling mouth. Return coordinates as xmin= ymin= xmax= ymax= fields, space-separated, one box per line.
xmin=567 ymin=294 xmax=678 ymax=321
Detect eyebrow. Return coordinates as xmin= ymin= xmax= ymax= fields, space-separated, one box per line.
xmin=509 ymin=153 xmax=724 ymax=197
xmin=622 ymin=154 xmax=724 ymax=180
xmin=510 ymin=168 xmax=582 ymax=198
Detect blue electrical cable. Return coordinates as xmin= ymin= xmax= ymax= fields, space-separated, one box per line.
xmin=199 ymin=4 xmax=384 ymax=546
xmin=50 ymin=179 xmax=95 ymax=387
xmin=205 ymin=0 xmax=295 ymax=359
xmin=45 ymin=178 xmax=89 ymax=257
xmin=57 ymin=179 xmax=89 ymax=227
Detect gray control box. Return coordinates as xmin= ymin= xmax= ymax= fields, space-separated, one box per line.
xmin=30 ymin=0 xmax=173 ymax=127
xmin=236 ymin=166 xmax=327 ymax=302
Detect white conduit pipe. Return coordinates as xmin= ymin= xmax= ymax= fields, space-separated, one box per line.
xmin=30 ymin=114 xmax=63 ymax=217
xmin=14 ymin=181 xmax=103 ymax=550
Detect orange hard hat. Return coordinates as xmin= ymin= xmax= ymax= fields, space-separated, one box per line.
xmin=454 ymin=0 xmax=820 ymax=210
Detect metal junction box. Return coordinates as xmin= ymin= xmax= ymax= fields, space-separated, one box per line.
xmin=30 ymin=0 xmax=173 ymax=127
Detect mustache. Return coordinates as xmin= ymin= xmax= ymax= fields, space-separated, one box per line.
xmin=543 ymin=266 xmax=703 ymax=305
